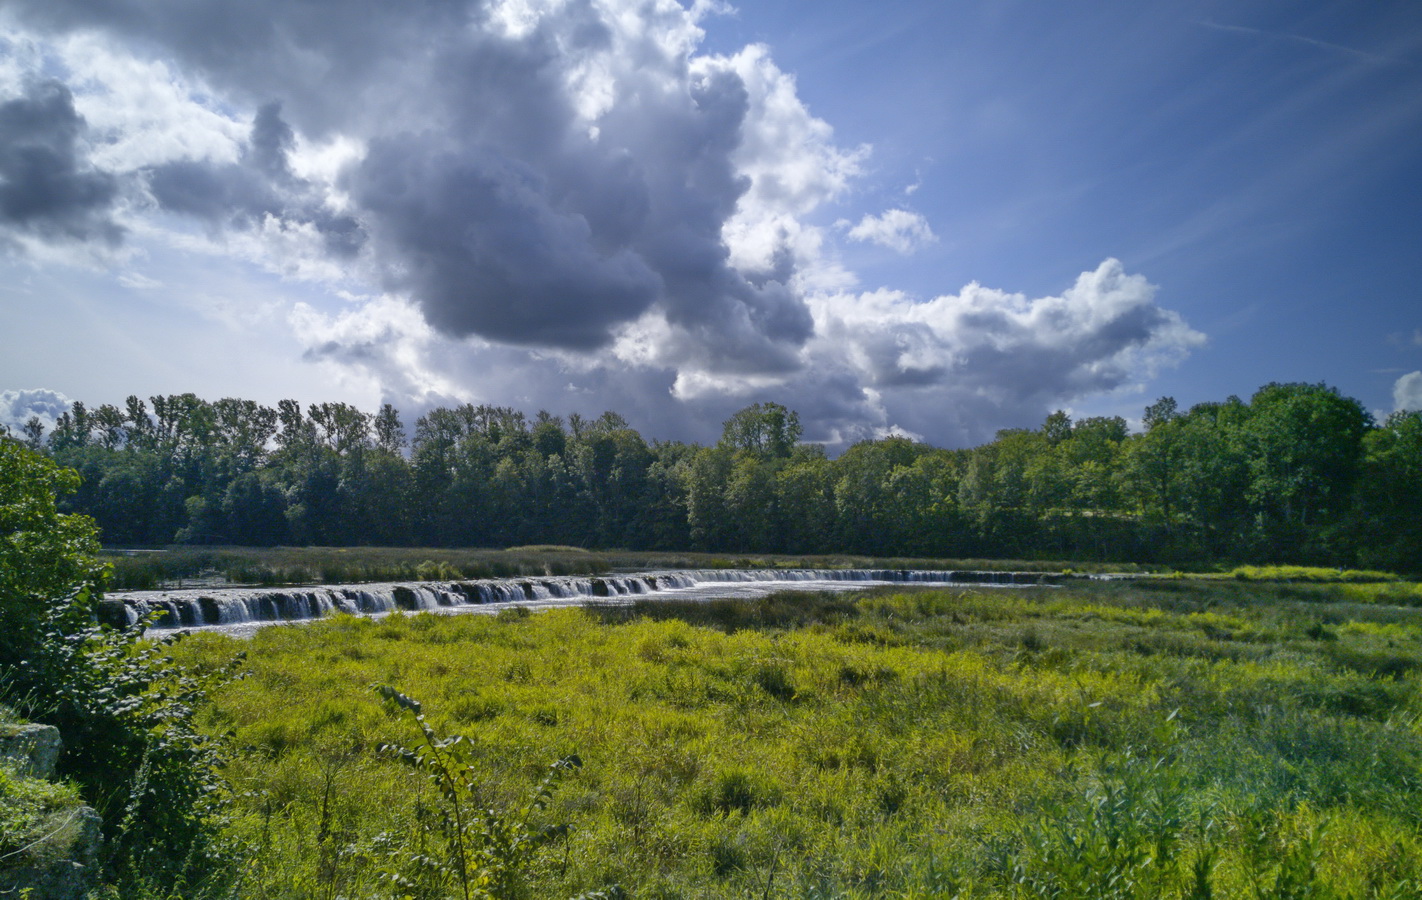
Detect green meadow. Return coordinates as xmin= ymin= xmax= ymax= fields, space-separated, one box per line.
xmin=164 ymin=575 xmax=1422 ymax=899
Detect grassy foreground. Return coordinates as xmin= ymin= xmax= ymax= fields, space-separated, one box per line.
xmin=169 ymin=577 xmax=1422 ymax=899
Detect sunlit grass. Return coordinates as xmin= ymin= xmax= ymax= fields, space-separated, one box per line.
xmin=1224 ymin=564 xmax=1400 ymax=583
xmin=159 ymin=576 xmax=1422 ymax=898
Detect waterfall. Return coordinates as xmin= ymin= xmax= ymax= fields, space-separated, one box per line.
xmin=103 ymin=568 xmax=1076 ymax=632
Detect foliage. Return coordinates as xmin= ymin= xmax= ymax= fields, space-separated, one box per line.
xmin=1224 ymin=565 xmax=1398 ymax=583
xmin=1012 ymin=748 xmax=1191 ymax=900
xmin=15 ymin=617 xmax=241 ymax=892
xmin=0 ymin=437 xmax=238 ymax=896
xmin=0 ymin=437 xmax=106 ymax=664
xmin=0 ymin=756 xmax=86 ymax=868
xmin=717 ymin=402 xmax=801 ymax=459
xmin=374 ymin=685 xmax=583 ymax=900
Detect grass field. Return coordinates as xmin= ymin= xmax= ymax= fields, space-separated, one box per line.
xmin=166 ymin=575 xmax=1422 ymax=899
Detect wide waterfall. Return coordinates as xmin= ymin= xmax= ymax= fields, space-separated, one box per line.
xmin=101 ymin=568 xmax=1073 ymax=633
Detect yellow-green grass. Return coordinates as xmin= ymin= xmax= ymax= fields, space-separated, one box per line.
xmin=167 ymin=579 xmax=1422 ymax=898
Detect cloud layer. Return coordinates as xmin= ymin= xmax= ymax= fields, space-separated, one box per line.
xmin=0 ymin=0 xmax=1204 ymax=446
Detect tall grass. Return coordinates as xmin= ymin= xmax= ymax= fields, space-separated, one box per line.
xmin=162 ymin=576 xmax=1422 ymax=898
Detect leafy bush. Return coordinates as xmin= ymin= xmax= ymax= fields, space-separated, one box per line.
xmin=1 ymin=438 xmax=238 ymax=896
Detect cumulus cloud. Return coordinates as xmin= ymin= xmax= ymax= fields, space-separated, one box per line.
xmin=5 ymin=0 xmax=836 ymax=370
xmin=0 ymin=387 xmax=72 ymax=436
xmin=1 ymin=0 xmax=1205 ymax=446
xmin=286 ymin=257 xmax=1202 ymax=448
xmin=844 ymin=208 xmax=937 ymax=254
xmin=799 ymin=258 xmax=1205 ymax=444
xmin=1395 ymin=371 xmax=1422 ymax=412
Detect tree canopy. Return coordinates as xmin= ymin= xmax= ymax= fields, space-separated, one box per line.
xmin=18 ymin=385 xmax=1422 ymax=571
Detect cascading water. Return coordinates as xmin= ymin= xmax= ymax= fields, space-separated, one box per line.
xmin=102 ymin=568 xmax=1078 ymax=634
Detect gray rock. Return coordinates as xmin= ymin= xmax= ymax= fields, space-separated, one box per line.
xmin=0 ymin=723 xmax=62 ymax=779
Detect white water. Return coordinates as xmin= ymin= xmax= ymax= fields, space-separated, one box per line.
xmin=106 ymin=568 xmax=1071 ymax=637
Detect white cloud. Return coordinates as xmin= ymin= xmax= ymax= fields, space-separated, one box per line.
xmin=289 ymin=294 xmax=467 ymax=408
xmin=798 ymin=258 xmax=1205 ymax=442
xmin=713 ymin=43 xmax=868 ymax=288
xmin=60 ymin=32 xmax=246 ymax=172
xmin=1395 ymin=371 xmax=1422 ymax=412
xmin=845 ymin=208 xmax=937 ymax=254
xmin=0 ymin=387 xmax=72 ymax=435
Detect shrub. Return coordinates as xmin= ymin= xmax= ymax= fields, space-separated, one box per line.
xmin=1 ymin=438 xmax=238 ymax=895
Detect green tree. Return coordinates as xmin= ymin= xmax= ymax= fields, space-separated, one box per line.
xmin=1142 ymin=396 xmax=1178 ymax=431
xmin=1243 ymin=383 xmax=1371 ymax=559
xmin=375 ymin=402 xmax=407 ymax=456
xmin=1174 ymin=398 xmax=1254 ymax=557
xmin=832 ymin=437 xmax=925 ymax=555
xmin=0 ymin=438 xmax=105 ymax=663
xmin=683 ymin=446 xmax=735 ymax=550
xmin=774 ymin=447 xmax=836 ymax=554
xmin=571 ymin=420 xmax=653 ymax=547
xmin=718 ymin=402 xmax=802 ymax=459
xmin=1042 ymin=409 xmax=1073 ymax=445
xmin=1352 ymin=410 xmax=1422 ymax=572
xmin=21 ymin=415 xmax=45 ymax=450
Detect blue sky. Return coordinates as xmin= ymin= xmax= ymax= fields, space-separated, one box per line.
xmin=2 ymin=0 xmax=1420 ymax=448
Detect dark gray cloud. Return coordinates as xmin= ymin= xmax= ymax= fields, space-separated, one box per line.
xmin=0 ymin=80 xmax=122 ymax=245
xmin=350 ymin=137 xmax=660 ymax=349
xmin=247 ymin=102 xmax=296 ymax=182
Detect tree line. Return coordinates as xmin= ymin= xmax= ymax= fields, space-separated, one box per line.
xmin=10 ymin=383 xmax=1420 ymax=570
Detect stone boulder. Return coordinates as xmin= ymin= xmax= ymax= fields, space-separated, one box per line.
xmin=1 ymin=723 xmax=103 ymax=900
xmin=0 ymin=723 xmax=62 ymax=779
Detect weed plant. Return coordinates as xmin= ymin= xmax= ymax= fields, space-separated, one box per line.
xmin=166 ymin=577 xmax=1422 ymax=898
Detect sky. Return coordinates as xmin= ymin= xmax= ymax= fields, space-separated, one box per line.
xmin=1 ymin=0 xmax=1420 ymax=450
